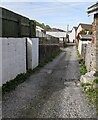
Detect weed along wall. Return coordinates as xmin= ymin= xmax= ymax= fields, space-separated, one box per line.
xmin=1 ymin=38 xmax=26 ymax=85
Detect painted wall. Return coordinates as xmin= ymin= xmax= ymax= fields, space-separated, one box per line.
xmin=77 ymin=25 xmax=82 ymax=36
xmin=36 ymin=26 xmax=46 ymax=38
xmin=1 ymin=38 xmax=26 ymax=85
xmin=36 ymin=30 xmax=46 ymax=37
xmin=78 ymin=39 xmax=91 ymax=55
xmin=69 ymin=28 xmax=76 ymax=42
xmin=27 ymin=38 xmax=39 ymax=70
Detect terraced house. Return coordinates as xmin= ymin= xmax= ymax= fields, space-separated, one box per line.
xmin=87 ymin=2 xmax=98 ymax=72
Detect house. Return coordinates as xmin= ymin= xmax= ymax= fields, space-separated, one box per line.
xmin=87 ymin=2 xmax=98 ymax=71
xmin=77 ymin=23 xmax=92 ymax=36
xmin=76 ymin=23 xmax=92 ymax=43
xmin=36 ymin=26 xmax=46 ymax=38
xmin=69 ymin=27 xmax=77 ymax=43
xmin=78 ymin=35 xmax=92 ymax=56
xmin=46 ymin=28 xmax=66 ymax=47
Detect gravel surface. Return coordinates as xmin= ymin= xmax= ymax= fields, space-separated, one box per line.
xmin=2 ymin=44 xmax=97 ymax=118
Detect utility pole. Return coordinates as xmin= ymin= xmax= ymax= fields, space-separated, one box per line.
xmin=66 ymin=24 xmax=69 ymax=43
xmin=67 ymin=24 xmax=69 ymax=34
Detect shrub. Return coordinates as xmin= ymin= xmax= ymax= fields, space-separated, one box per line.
xmin=80 ymin=64 xmax=87 ymax=75
xmin=80 ymin=82 xmax=91 ymax=87
xmin=93 ymin=79 xmax=98 ymax=84
xmin=77 ymin=50 xmax=81 ymax=58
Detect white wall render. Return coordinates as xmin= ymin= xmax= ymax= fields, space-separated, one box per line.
xmin=27 ymin=38 xmax=39 ymax=70
xmin=1 ymin=38 xmax=26 ymax=85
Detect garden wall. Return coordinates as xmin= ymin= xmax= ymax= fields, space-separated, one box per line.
xmin=1 ymin=38 xmax=26 ymax=85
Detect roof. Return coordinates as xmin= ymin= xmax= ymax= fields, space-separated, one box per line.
xmin=73 ymin=27 xmax=77 ymax=31
xmin=80 ymin=35 xmax=92 ymax=40
xmin=87 ymin=2 xmax=98 ymax=15
xmin=78 ymin=23 xmax=92 ymax=30
xmin=48 ymin=28 xmax=66 ymax=32
xmin=46 ymin=31 xmax=66 ymax=38
xmin=36 ymin=26 xmax=44 ymax=31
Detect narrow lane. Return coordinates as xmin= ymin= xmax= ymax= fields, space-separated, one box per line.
xmin=3 ymin=44 xmax=96 ymax=118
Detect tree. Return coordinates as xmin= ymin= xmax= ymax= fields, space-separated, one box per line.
xmin=34 ymin=20 xmax=51 ymax=31
xmin=45 ymin=25 xmax=51 ymax=30
xmin=80 ymin=29 xmax=87 ymax=35
xmin=88 ymin=29 xmax=92 ymax=35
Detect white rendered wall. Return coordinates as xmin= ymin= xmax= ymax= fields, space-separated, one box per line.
xmin=1 ymin=38 xmax=26 ymax=85
xmin=69 ymin=28 xmax=76 ymax=42
xmin=77 ymin=25 xmax=82 ymax=36
xmin=78 ymin=40 xmax=91 ymax=55
xmin=27 ymin=38 xmax=39 ymax=70
xmin=36 ymin=30 xmax=46 ymax=37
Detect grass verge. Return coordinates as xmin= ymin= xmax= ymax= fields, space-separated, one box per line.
xmin=80 ymin=79 xmax=98 ymax=114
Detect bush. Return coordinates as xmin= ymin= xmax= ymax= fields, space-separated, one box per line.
xmin=80 ymin=64 xmax=87 ymax=75
xmin=93 ymin=79 xmax=98 ymax=84
xmin=77 ymin=50 xmax=81 ymax=58
xmin=80 ymin=82 xmax=91 ymax=87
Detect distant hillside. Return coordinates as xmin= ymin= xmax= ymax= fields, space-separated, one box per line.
xmin=48 ymin=28 xmax=66 ymax=32
xmin=34 ymin=20 xmax=52 ymax=31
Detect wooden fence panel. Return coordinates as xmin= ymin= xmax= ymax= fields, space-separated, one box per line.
xmin=0 ymin=7 xmax=36 ymax=37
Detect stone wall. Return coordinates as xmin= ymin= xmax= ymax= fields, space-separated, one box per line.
xmin=92 ymin=13 xmax=98 ymax=71
xmin=95 ymin=14 xmax=98 ymax=71
xmin=85 ymin=13 xmax=98 ymax=72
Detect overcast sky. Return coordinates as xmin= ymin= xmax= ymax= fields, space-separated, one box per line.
xmin=0 ymin=1 xmax=96 ymax=30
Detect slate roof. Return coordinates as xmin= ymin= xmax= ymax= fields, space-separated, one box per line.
xmin=73 ymin=27 xmax=77 ymax=31
xmin=78 ymin=23 xmax=92 ymax=30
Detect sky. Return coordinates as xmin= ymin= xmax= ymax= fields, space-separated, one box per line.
xmin=0 ymin=1 xmax=96 ymax=31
